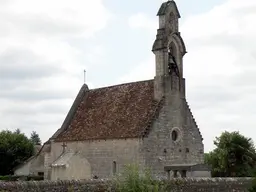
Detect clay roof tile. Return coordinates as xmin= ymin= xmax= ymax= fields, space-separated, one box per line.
xmin=55 ymin=80 xmax=161 ymax=141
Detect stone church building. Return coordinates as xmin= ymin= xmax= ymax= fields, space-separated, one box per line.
xmin=18 ymin=0 xmax=211 ymax=180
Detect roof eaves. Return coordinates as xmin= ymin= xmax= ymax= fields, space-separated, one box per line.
xmin=54 ymin=136 xmax=141 ymax=143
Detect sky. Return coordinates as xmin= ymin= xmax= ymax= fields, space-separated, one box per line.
xmin=0 ymin=0 xmax=256 ymax=152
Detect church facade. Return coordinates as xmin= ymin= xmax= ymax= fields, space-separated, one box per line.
xmin=34 ymin=0 xmax=210 ymax=180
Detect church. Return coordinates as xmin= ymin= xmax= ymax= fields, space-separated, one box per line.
xmin=15 ymin=0 xmax=211 ymax=180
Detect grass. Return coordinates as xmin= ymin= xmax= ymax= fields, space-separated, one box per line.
xmin=114 ymin=164 xmax=168 ymax=192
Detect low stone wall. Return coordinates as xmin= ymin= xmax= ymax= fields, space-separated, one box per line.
xmin=0 ymin=180 xmax=111 ymax=192
xmin=0 ymin=178 xmax=253 ymax=192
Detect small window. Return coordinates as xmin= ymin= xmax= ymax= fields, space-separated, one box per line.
xmin=171 ymin=130 xmax=178 ymax=141
xmin=186 ymin=148 xmax=189 ymax=153
xmin=38 ymin=172 xmax=44 ymax=176
xmin=113 ymin=161 xmax=117 ymax=175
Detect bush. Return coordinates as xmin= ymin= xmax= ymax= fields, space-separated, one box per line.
xmin=27 ymin=175 xmax=44 ymax=181
xmin=0 ymin=175 xmax=19 ymax=181
xmin=249 ymin=170 xmax=256 ymax=192
xmin=0 ymin=175 xmax=43 ymax=181
xmin=114 ymin=164 xmax=168 ymax=192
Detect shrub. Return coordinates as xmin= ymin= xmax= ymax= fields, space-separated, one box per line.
xmin=0 ymin=175 xmax=43 ymax=181
xmin=114 ymin=164 xmax=168 ymax=192
xmin=27 ymin=175 xmax=44 ymax=181
xmin=0 ymin=175 xmax=19 ymax=181
xmin=249 ymin=170 xmax=256 ymax=192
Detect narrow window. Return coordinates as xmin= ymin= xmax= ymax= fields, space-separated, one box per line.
xmin=172 ymin=130 xmax=178 ymax=141
xmin=113 ymin=161 xmax=117 ymax=175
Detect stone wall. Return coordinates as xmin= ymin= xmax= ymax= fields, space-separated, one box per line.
xmin=142 ymin=88 xmax=205 ymax=177
xmin=0 ymin=180 xmax=111 ymax=192
xmin=49 ymin=139 xmax=143 ymax=179
xmin=0 ymin=178 xmax=253 ymax=192
xmin=183 ymin=99 xmax=205 ymax=163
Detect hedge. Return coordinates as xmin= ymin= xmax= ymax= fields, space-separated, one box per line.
xmin=0 ymin=175 xmax=43 ymax=181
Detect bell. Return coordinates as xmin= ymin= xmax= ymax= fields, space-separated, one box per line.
xmin=168 ymin=52 xmax=176 ymax=64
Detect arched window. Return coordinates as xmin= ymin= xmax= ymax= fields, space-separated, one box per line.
xmin=172 ymin=130 xmax=178 ymax=141
xmin=169 ymin=41 xmax=177 ymax=59
xmin=168 ymin=41 xmax=180 ymax=77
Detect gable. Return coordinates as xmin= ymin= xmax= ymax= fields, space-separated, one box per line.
xmin=157 ymin=1 xmax=181 ymax=18
xmin=55 ymin=80 xmax=163 ymax=141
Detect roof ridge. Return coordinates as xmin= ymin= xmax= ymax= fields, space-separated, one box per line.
xmin=90 ymin=79 xmax=153 ymax=91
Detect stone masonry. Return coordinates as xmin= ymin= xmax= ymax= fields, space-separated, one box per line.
xmin=141 ymin=0 xmax=206 ymax=177
xmin=48 ymin=139 xmax=143 ymax=179
xmin=0 ymin=178 xmax=253 ymax=192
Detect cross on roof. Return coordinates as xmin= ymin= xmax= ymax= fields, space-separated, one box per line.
xmin=61 ymin=142 xmax=67 ymax=152
xmin=62 ymin=142 xmax=67 ymax=147
xmin=84 ymin=69 xmax=86 ymax=84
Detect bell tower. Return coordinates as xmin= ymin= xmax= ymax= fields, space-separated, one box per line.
xmin=144 ymin=1 xmax=208 ymax=177
xmin=152 ymin=0 xmax=187 ymax=101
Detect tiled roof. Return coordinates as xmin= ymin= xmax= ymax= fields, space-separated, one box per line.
xmin=55 ymin=80 xmax=162 ymax=141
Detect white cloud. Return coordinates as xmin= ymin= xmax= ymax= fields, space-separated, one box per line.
xmin=126 ymin=0 xmax=256 ymax=152
xmin=0 ymin=0 xmax=111 ymax=39
xmin=128 ymin=13 xmax=157 ymax=30
xmin=0 ymin=0 xmax=112 ymax=142
xmin=119 ymin=55 xmax=155 ymax=83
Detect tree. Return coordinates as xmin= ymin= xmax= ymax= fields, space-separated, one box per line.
xmin=30 ymin=131 xmax=41 ymax=145
xmin=205 ymin=131 xmax=256 ymax=177
xmin=14 ymin=128 xmax=21 ymax=134
xmin=0 ymin=130 xmax=34 ymax=175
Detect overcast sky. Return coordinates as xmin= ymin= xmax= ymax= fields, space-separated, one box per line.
xmin=0 ymin=0 xmax=255 ymax=152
